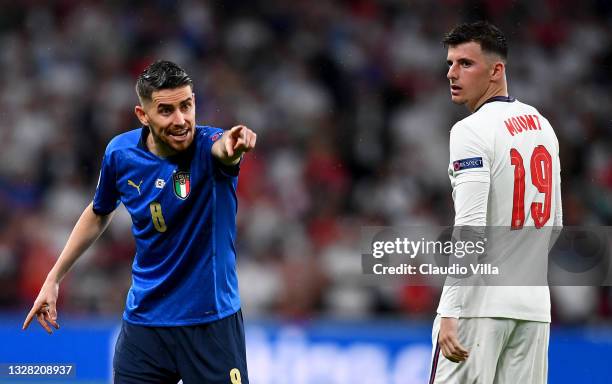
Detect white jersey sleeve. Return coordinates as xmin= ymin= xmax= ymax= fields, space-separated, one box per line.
xmin=448 ymin=122 xmax=492 ymax=226
xmin=437 ymin=123 xmax=492 ymax=318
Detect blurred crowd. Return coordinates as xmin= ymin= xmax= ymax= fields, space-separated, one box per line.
xmin=0 ymin=0 xmax=610 ymax=324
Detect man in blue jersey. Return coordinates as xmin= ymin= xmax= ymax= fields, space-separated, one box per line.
xmin=23 ymin=60 xmax=256 ymax=384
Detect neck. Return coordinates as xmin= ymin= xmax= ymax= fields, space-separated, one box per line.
xmin=146 ymin=129 xmax=176 ymax=158
xmin=468 ymin=83 xmax=508 ymax=113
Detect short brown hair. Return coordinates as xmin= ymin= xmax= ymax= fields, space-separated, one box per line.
xmin=443 ymin=21 xmax=508 ymax=60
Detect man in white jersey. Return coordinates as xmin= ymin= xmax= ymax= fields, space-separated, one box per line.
xmin=428 ymin=21 xmax=562 ymax=383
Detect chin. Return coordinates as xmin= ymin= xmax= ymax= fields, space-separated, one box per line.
xmin=450 ymin=96 xmax=466 ymax=105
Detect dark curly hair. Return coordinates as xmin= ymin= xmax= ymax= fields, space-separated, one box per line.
xmin=135 ymin=60 xmax=193 ymax=103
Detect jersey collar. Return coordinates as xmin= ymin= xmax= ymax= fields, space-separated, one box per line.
xmin=137 ymin=126 xmax=150 ymax=151
xmin=474 ymin=95 xmax=515 ymax=113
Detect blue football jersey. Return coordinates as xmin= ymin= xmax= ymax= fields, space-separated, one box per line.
xmin=93 ymin=126 xmax=241 ymax=326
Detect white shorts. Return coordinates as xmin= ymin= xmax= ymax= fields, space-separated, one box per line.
xmin=428 ymin=315 xmax=549 ymax=384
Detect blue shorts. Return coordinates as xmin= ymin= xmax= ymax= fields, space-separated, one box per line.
xmin=113 ymin=310 xmax=249 ymax=384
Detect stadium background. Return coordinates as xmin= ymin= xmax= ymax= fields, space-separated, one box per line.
xmin=0 ymin=0 xmax=610 ymax=382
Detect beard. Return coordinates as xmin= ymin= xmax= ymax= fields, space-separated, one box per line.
xmin=148 ymin=123 xmax=194 ymax=156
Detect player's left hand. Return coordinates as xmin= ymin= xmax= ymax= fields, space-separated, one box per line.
xmin=224 ymin=125 xmax=256 ymax=158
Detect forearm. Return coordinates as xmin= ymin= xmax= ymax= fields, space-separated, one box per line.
xmin=47 ymin=202 xmax=114 ymax=283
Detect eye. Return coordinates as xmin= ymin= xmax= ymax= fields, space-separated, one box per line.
xmin=460 ymin=61 xmax=472 ymax=68
xmin=180 ymin=103 xmax=192 ymax=112
xmin=159 ymin=107 xmax=172 ymax=115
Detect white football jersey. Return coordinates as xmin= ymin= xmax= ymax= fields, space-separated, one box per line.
xmin=437 ymin=98 xmax=562 ymax=322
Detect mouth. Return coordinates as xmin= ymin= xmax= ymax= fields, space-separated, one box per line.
xmin=450 ymin=84 xmax=462 ymax=96
xmin=168 ymin=128 xmax=191 ymax=142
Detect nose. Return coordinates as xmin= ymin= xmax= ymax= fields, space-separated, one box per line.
xmin=172 ymin=110 xmax=185 ymax=126
xmin=447 ymin=63 xmax=457 ymax=81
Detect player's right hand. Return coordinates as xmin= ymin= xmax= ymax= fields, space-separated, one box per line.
xmin=438 ymin=317 xmax=469 ymax=363
xmin=22 ymin=280 xmax=60 ymax=334
xmin=225 ymin=125 xmax=256 ymax=157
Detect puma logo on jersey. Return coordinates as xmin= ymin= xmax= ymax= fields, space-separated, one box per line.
xmin=128 ymin=179 xmax=143 ymax=195
xmin=504 ymin=114 xmax=542 ymax=136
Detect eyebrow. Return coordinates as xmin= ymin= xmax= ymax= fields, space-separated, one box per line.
xmin=447 ymin=57 xmax=473 ymax=64
xmin=155 ymin=97 xmax=193 ymax=108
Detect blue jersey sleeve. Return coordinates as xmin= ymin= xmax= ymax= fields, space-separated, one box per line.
xmin=201 ymin=127 xmax=240 ymax=177
xmin=92 ymin=151 xmax=121 ymax=215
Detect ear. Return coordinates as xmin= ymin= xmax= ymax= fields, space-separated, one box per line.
xmin=134 ymin=105 xmax=149 ymax=126
xmin=491 ymin=61 xmax=505 ymax=81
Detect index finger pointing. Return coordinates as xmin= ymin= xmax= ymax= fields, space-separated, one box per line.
xmin=229 ymin=125 xmax=245 ymax=137
xmin=22 ymin=307 xmax=38 ymax=330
